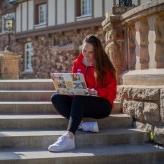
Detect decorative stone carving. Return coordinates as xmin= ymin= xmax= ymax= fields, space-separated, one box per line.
xmin=102 ymin=15 xmax=125 ymax=84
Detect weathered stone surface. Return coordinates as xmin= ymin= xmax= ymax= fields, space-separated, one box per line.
xmin=123 ymin=100 xmax=144 ymax=121
xmin=154 ymin=126 xmax=164 ymax=145
xmin=134 ymin=121 xmax=153 ymax=132
xmin=143 ymin=102 xmax=160 ymax=124
xmin=103 ymin=14 xmax=125 ymax=84
xmin=131 ymin=88 xmax=160 ymax=101
xmin=123 ymin=99 xmax=135 ymax=117
xmin=121 ymin=87 xmax=132 ymax=99
xmin=115 ymin=86 xmax=124 ymax=102
xmin=118 ymin=86 xmax=160 ymax=101
xmin=161 ymin=88 xmax=164 ymax=123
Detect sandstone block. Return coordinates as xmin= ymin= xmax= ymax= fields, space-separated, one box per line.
xmin=143 ymin=102 xmax=160 ymax=124
xmin=131 ymin=88 xmax=159 ymax=101
xmin=123 ymin=100 xmax=144 ymax=121
xmin=160 ymin=88 xmax=164 ymax=123
xmin=134 ymin=121 xmax=153 ymax=132
xmin=154 ymin=126 xmax=164 ymax=145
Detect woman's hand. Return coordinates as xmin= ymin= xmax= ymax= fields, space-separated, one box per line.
xmin=87 ymin=88 xmax=97 ymax=96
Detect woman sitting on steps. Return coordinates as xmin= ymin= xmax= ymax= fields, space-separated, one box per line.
xmin=48 ymin=35 xmax=117 ymax=152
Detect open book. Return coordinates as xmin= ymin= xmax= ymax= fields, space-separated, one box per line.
xmin=51 ymin=73 xmax=92 ymax=96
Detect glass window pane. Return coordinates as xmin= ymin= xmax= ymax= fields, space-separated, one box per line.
xmin=39 ymin=4 xmax=47 ymax=24
xmin=24 ymin=42 xmax=33 ymax=72
xmin=81 ymin=0 xmax=92 ymax=16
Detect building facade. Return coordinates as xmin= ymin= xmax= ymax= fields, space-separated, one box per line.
xmin=0 ymin=0 xmax=149 ymax=78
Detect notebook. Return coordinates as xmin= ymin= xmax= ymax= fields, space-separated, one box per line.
xmin=51 ymin=73 xmax=90 ymax=96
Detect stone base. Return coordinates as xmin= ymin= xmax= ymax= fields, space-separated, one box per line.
xmin=116 ymin=84 xmax=164 ymax=146
xmin=154 ymin=126 xmax=164 ymax=145
xmin=122 ymin=69 xmax=164 ymax=85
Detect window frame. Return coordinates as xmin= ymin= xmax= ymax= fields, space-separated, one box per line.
xmin=34 ymin=0 xmax=47 ymax=26
xmin=24 ymin=42 xmax=33 ymax=73
xmin=38 ymin=3 xmax=47 ymax=25
xmin=76 ymin=0 xmax=92 ymax=18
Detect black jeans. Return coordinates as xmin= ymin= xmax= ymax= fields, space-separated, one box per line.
xmin=51 ymin=94 xmax=112 ymax=134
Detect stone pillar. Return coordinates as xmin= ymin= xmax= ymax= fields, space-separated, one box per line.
xmin=135 ymin=19 xmax=149 ymax=70
xmin=102 ymin=15 xmax=125 ymax=84
xmin=148 ymin=15 xmax=157 ymax=68
xmin=0 ymin=51 xmax=20 ymax=79
xmin=155 ymin=14 xmax=164 ymax=68
xmin=127 ymin=24 xmax=136 ymax=70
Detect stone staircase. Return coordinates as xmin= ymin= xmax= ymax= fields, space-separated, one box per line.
xmin=0 ymin=79 xmax=163 ymax=164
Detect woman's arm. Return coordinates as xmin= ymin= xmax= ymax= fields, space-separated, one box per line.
xmin=96 ymin=72 xmax=117 ymax=105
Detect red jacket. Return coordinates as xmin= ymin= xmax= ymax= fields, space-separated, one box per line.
xmin=72 ymin=53 xmax=117 ymax=108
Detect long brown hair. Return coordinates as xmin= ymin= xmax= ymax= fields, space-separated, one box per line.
xmin=83 ymin=35 xmax=116 ymax=84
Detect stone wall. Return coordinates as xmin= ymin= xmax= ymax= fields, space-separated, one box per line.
xmin=116 ymin=85 xmax=164 ymax=145
xmin=0 ymin=26 xmax=105 ymax=79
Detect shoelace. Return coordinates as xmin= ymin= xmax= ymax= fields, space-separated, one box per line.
xmin=55 ymin=134 xmax=69 ymax=145
xmin=83 ymin=122 xmax=94 ymax=130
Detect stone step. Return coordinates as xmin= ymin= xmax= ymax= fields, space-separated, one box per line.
xmin=0 ymin=114 xmax=132 ymax=130
xmin=0 ymin=102 xmax=56 ymax=114
xmin=0 ymin=144 xmax=163 ymax=164
xmin=0 ymin=101 xmax=121 ymax=114
xmin=0 ymin=90 xmax=55 ymax=101
xmin=0 ymin=129 xmax=148 ymax=149
xmin=0 ymin=79 xmax=54 ymax=90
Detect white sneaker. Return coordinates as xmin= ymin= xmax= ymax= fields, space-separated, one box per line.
xmin=48 ymin=132 xmax=75 ymax=152
xmin=78 ymin=121 xmax=99 ymax=133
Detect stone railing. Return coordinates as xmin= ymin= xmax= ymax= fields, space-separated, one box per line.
xmin=102 ymin=0 xmax=164 ymax=145
xmin=112 ymin=0 xmax=140 ymax=15
xmin=103 ymin=0 xmax=164 ymax=83
xmin=122 ymin=0 xmax=164 ymax=71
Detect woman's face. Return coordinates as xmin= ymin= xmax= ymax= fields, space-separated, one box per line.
xmin=82 ymin=42 xmax=95 ymax=65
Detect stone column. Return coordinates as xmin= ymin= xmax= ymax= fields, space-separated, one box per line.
xmin=0 ymin=51 xmax=20 ymax=79
xmin=102 ymin=15 xmax=125 ymax=84
xmin=135 ymin=19 xmax=149 ymax=70
xmin=155 ymin=14 xmax=164 ymax=68
xmin=148 ymin=15 xmax=157 ymax=68
xmin=127 ymin=24 xmax=136 ymax=70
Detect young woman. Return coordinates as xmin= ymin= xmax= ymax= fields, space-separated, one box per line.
xmin=48 ymin=35 xmax=117 ymax=152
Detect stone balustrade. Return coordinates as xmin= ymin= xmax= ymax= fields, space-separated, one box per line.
xmin=103 ymin=0 xmax=164 ymax=83
xmin=103 ymin=0 xmax=164 ymax=145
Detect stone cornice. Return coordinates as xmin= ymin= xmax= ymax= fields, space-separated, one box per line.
xmin=121 ymin=0 xmax=164 ymax=23
xmin=15 ymin=17 xmax=104 ymax=39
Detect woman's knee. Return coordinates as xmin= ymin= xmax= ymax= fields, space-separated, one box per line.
xmin=51 ymin=93 xmax=60 ymax=103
